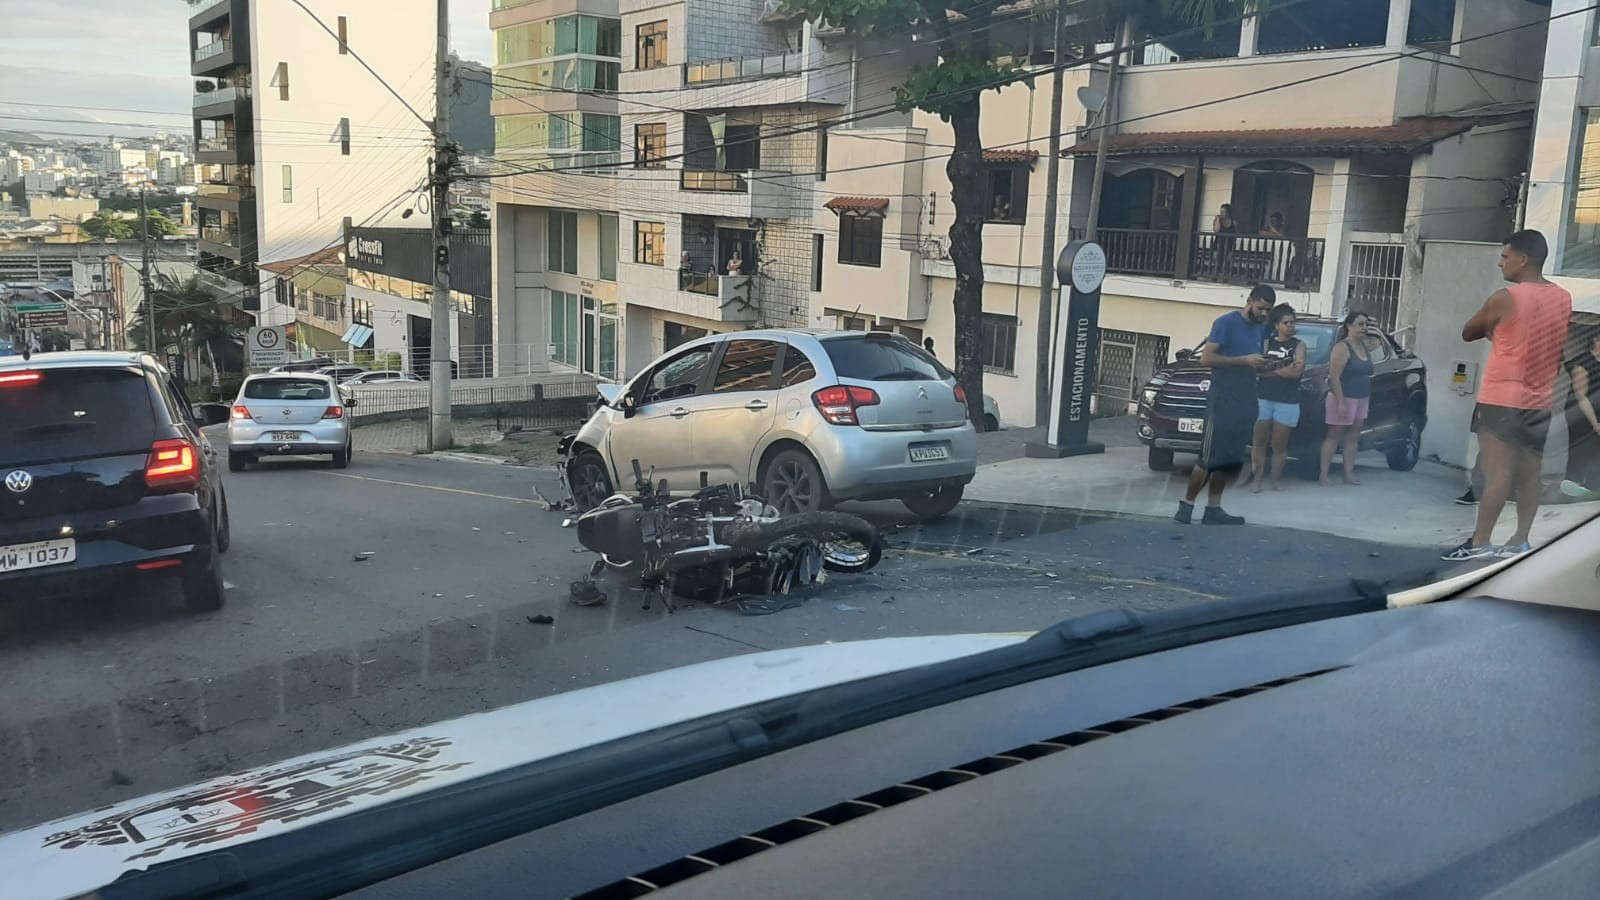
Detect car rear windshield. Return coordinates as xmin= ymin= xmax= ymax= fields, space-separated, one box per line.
xmin=1296 ymin=324 xmax=1336 ymax=366
xmin=822 ymin=335 xmax=952 ymax=382
xmin=245 ymin=378 xmax=331 ymax=400
xmin=0 ymin=368 xmax=157 ymax=465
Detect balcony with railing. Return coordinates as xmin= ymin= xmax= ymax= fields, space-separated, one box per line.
xmin=197 ymin=178 xmax=255 ymax=204
xmin=196 ymin=135 xmax=236 ymax=153
xmin=684 ymin=51 xmax=803 ymax=87
xmin=1073 ymin=227 xmax=1326 ymax=291
xmin=193 ymin=84 xmax=250 ymax=112
xmin=189 ymin=0 xmax=232 ymax=25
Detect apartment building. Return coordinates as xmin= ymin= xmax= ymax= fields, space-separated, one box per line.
xmin=817 ymin=0 xmax=1549 ymax=426
xmin=488 ymin=0 xmax=856 ymax=380
xmin=187 ymin=0 xmax=433 ymax=324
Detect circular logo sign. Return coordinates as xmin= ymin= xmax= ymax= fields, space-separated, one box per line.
xmin=1069 ymin=242 xmax=1107 ymax=294
xmin=254 ymin=328 xmax=281 ymax=350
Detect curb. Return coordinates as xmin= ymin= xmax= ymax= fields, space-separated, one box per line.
xmin=419 ymin=451 xmax=510 ymax=466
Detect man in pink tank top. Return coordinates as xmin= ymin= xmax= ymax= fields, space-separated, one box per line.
xmin=1444 ymin=230 xmax=1573 ymax=561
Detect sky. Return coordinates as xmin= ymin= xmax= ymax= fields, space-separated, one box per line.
xmin=0 ymin=0 xmax=492 ymax=140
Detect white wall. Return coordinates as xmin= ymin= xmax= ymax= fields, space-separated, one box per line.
xmin=1413 ymin=240 xmax=1502 ymax=467
xmin=249 ymin=0 xmax=434 ymax=325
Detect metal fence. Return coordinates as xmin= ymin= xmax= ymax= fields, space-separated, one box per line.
xmin=1096 ymin=330 xmax=1170 ymax=416
xmin=276 ymin=345 xmax=591 ymax=380
xmin=348 ymin=375 xmax=599 ymax=453
xmin=1345 ymin=241 xmax=1405 ymax=332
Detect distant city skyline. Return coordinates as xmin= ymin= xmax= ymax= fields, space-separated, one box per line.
xmin=0 ymin=0 xmax=492 ymax=140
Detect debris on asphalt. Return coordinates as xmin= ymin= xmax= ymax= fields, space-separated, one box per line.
xmin=527 ymin=614 xmax=555 ymax=625
xmin=883 ymin=597 xmax=896 ymax=604
xmin=834 ymin=602 xmax=865 ymax=612
xmin=110 ymin=769 xmax=134 ymax=787
xmin=530 ymin=485 xmax=557 ymax=511
xmin=352 ymin=552 xmax=375 ymax=562
xmin=569 ymin=580 xmax=607 ymax=607
xmin=471 ymin=527 xmax=481 ymax=532
xmin=963 ymin=547 xmax=984 ymax=556
xmin=736 ymin=597 xmax=803 ymax=616
xmin=561 ymin=517 xmax=575 ymax=528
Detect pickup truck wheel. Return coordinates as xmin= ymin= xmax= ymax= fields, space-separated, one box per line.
xmin=1148 ymin=446 xmax=1175 ymax=472
xmin=902 ymin=483 xmax=964 ymax=519
xmin=1387 ymin=416 xmax=1422 ymax=471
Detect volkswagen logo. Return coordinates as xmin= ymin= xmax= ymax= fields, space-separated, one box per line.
xmin=282 ymin=408 xmax=292 ymax=417
xmin=4 ymin=470 xmax=32 ymax=494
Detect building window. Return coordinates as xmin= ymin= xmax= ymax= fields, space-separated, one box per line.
xmin=636 ymin=20 xmax=668 ymax=70
xmin=981 ymin=314 xmax=1018 ymax=373
xmin=1566 ymin=109 xmax=1600 ymax=275
xmin=281 ymin=164 xmax=293 ymax=203
xmin=272 ymin=62 xmax=290 ymax=100
xmin=314 ymin=292 xmax=341 ymax=321
xmin=634 ymin=220 xmax=665 ymax=266
xmin=598 ymin=214 xmax=617 ymax=281
xmin=337 ymin=15 xmax=348 ymax=54
xmin=811 ymin=233 xmax=824 ymax=291
xmin=636 ymin=122 xmax=666 ymax=168
xmin=351 ymin=297 xmax=372 ymax=324
xmin=986 ymin=167 xmax=1028 ymax=224
xmin=547 ymin=209 xmax=578 ymax=274
xmin=663 ymin=321 xmax=708 ymax=352
xmin=838 ymin=213 xmax=882 ymax=267
xmin=549 ymin=290 xmax=581 ymax=367
xmin=817 ymin=124 xmax=829 ymax=182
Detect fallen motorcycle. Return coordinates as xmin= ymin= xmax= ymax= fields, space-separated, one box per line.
xmin=570 ymin=457 xmax=883 ymax=613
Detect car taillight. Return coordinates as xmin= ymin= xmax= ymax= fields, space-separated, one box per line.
xmin=146 ymin=438 xmax=200 ymax=492
xmin=954 ymin=385 xmax=968 ymax=405
xmin=322 ymin=406 xmax=344 ymax=419
xmin=231 ymin=404 xmax=252 ymax=420
xmin=0 ymin=371 xmax=42 ymax=387
xmin=812 ymin=385 xmax=880 ymax=426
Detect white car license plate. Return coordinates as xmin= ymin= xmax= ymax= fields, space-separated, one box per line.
xmin=0 ymin=538 xmax=76 ymax=573
xmin=909 ymin=443 xmax=950 ymax=462
xmin=270 ymin=431 xmax=302 ymax=441
xmin=1178 ymin=418 xmax=1206 ymax=434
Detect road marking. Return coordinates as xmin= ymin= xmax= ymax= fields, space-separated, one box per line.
xmin=314 ymin=471 xmax=544 ymax=505
xmin=892 ymin=547 xmax=1224 ymax=601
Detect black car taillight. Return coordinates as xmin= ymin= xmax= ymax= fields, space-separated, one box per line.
xmin=145 ymin=438 xmax=201 ymax=493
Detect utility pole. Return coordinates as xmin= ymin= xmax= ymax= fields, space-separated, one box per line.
xmin=428 ymin=0 xmax=455 ymax=451
xmin=1084 ymin=18 xmax=1129 ymax=242
xmin=140 ymin=186 xmax=156 ymax=353
xmin=1033 ymin=1 xmax=1069 ymax=428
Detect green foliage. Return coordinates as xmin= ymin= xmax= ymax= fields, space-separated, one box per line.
xmin=35 ymin=329 xmax=73 ymax=353
xmin=895 ymin=58 xmax=1027 ymax=120
xmin=142 ymin=210 xmax=180 ymax=236
xmin=81 ymin=213 xmax=134 ymax=240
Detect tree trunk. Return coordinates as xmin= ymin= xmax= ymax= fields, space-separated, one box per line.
xmin=946 ymin=95 xmax=987 ymax=426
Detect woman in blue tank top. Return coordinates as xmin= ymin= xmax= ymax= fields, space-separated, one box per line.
xmin=1320 ymin=312 xmax=1375 ymax=486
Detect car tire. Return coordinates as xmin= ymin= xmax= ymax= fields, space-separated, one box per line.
xmin=182 ymin=516 xmax=226 ymax=613
xmin=983 ymin=414 xmax=999 ymax=433
xmin=332 ymin=441 xmax=350 ymax=469
xmin=567 ymin=448 xmax=615 ymax=512
xmin=761 ymin=449 xmax=830 ymax=515
xmin=1386 ymin=416 xmax=1422 ymax=472
xmin=228 ymin=452 xmax=251 ymax=472
xmin=902 ymin=483 xmax=964 ymax=519
xmin=1148 ymin=446 xmax=1175 ymax=472
xmin=215 ymin=487 xmax=231 ymax=554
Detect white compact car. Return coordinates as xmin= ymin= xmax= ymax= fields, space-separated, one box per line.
xmin=228 ymin=373 xmax=355 ymax=471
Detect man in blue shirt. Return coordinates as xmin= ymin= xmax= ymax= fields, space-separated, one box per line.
xmin=1175 ymin=284 xmax=1275 ymax=525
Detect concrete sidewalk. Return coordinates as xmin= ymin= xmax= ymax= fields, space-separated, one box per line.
xmin=967 ymin=439 xmax=1599 ymax=550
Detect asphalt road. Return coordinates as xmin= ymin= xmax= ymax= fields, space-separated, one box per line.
xmin=0 ymin=445 xmax=1459 ymax=832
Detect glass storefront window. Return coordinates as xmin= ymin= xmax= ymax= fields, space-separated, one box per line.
xmin=1566 ymin=109 xmax=1600 ymax=276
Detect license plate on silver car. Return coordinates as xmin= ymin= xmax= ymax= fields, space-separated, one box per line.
xmin=270 ymin=431 xmax=302 ymax=441
xmin=909 ymin=443 xmax=950 ymax=462
xmin=1178 ymin=418 xmax=1205 ymax=434
xmin=0 ymin=538 xmax=76 ymax=573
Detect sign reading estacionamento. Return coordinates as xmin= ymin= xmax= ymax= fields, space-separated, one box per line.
xmin=247 ymin=325 xmax=289 ymax=367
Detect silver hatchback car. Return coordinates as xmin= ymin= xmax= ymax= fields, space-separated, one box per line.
xmin=228 ymin=373 xmax=355 ymax=471
xmin=565 ymin=330 xmax=977 ymax=517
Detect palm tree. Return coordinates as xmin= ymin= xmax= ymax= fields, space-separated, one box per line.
xmin=129 ymin=274 xmax=243 ymax=381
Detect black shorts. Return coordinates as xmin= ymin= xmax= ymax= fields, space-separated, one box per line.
xmin=1199 ymin=392 xmax=1256 ymax=474
xmin=1472 ymin=403 xmax=1551 ymax=453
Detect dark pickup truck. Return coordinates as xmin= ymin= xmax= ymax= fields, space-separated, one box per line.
xmin=1136 ymin=318 xmax=1427 ymax=477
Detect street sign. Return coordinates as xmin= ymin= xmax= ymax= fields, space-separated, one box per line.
xmin=1027 ymin=240 xmax=1107 ymax=460
xmin=20 ymin=310 xmax=69 ymax=329
xmin=14 ymin=301 xmax=66 ymax=313
xmin=69 ymin=338 xmax=87 ymax=351
xmin=247 ymin=325 xmax=289 ymax=367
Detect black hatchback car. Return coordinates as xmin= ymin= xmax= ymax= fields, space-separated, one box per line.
xmin=0 ymin=352 xmax=230 ymax=611
xmin=1136 ymin=318 xmax=1427 ymax=477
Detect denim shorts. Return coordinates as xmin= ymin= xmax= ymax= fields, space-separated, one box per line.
xmin=1256 ymin=398 xmax=1301 ymax=427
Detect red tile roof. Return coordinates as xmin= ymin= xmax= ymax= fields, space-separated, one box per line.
xmin=983 ymin=149 xmax=1040 ymax=164
xmin=1063 ymin=117 xmax=1480 ymax=157
xmin=258 ymin=245 xmax=345 ymax=275
xmin=823 ymin=196 xmax=890 ymax=213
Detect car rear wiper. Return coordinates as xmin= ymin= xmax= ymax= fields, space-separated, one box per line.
xmin=95 ymin=580 xmax=1391 ymax=900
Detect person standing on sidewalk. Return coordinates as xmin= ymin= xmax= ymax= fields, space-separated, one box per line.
xmin=1240 ymin=303 xmax=1305 ymax=493
xmin=1175 ymin=284 xmax=1274 ymax=525
xmin=1319 ymin=312 xmax=1375 ymax=486
xmin=1564 ymin=330 xmax=1600 ymax=489
xmin=1444 ymin=230 xmax=1573 ymax=561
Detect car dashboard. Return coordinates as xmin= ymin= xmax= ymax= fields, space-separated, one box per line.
xmin=346 ymin=593 xmax=1600 ymax=900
